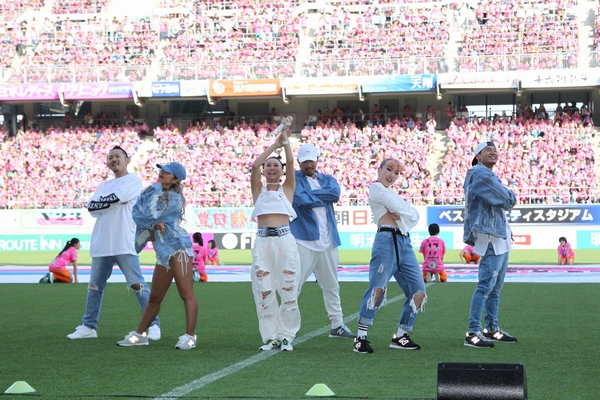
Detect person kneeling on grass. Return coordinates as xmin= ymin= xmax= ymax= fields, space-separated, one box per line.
xmin=419 ymin=224 xmax=447 ymax=283
xmin=459 ymin=244 xmax=480 ymax=264
xmin=117 ymin=162 xmax=198 ymax=350
xmin=192 ymin=232 xmax=209 ymax=282
xmin=557 ymin=237 xmax=575 ymax=265
xmin=40 ymin=238 xmax=80 ymax=283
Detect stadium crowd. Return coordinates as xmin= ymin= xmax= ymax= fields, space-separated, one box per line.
xmin=1 ymin=102 xmax=596 ymax=209
xmin=439 ymin=105 xmax=596 ymax=205
xmin=307 ymin=4 xmax=450 ymax=76
xmin=158 ymin=2 xmax=301 ymax=80
xmin=0 ymin=0 xmax=596 ymax=83
xmin=458 ymin=0 xmax=578 ymax=72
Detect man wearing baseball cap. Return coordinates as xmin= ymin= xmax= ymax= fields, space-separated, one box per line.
xmin=291 ymin=144 xmax=355 ymax=339
xmin=463 ymin=141 xmax=518 ymax=348
xmin=68 ymin=146 xmax=160 ymax=341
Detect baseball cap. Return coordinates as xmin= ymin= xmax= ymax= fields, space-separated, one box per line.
xmin=297 ymin=144 xmax=319 ymax=163
xmin=471 ymin=141 xmax=496 ymax=166
xmin=157 ymin=162 xmax=186 ymax=181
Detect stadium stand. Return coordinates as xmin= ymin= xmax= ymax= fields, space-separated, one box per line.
xmin=0 ymin=124 xmax=140 ymax=209
xmin=458 ymin=0 xmax=579 ymax=72
xmin=306 ymin=3 xmax=450 ymax=76
xmin=1 ymin=108 xmax=596 ymax=208
xmin=157 ymin=0 xmax=302 ymax=80
xmin=1 ymin=0 xmax=593 ymax=82
xmin=0 ymin=0 xmax=598 ymax=208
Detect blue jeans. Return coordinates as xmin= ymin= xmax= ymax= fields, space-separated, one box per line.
xmin=358 ymin=231 xmax=426 ymax=332
xmin=82 ymin=254 xmax=159 ymax=330
xmin=468 ymin=243 xmax=509 ymax=333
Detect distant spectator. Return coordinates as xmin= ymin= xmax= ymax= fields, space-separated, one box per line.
xmin=460 ymin=244 xmax=480 ymax=264
xmin=420 ymin=224 xmax=447 ymax=282
xmin=40 ymin=238 xmax=80 ymax=283
xmin=557 ymin=237 xmax=575 ymax=265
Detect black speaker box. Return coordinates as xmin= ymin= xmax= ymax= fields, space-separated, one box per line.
xmin=437 ymin=362 xmax=527 ymax=400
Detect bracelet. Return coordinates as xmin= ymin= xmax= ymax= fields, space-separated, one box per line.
xmin=282 ymin=140 xmax=290 ymax=145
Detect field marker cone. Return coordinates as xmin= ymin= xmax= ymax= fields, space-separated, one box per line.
xmin=305 ymin=383 xmax=335 ymax=397
xmin=5 ymin=381 xmax=36 ymax=394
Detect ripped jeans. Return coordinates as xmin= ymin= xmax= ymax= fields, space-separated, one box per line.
xmin=358 ymin=230 xmax=426 ymax=332
xmin=251 ymin=234 xmax=301 ymax=343
xmin=82 ymin=254 xmax=159 ymax=330
xmin=468 ymin=242 xmax=509 ymax=333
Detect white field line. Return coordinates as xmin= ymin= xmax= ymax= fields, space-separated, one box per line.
xmin=155 ymin=288 xmax=425 ymax=400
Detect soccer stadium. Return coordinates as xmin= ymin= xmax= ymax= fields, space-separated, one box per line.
xmin=1 ymin=0 xmax=600 ymax=399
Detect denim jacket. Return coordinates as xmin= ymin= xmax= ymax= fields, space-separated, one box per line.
xmin=133 ymin=183 xmax=192 ymax=265
xmin=463 ymin=164 xmax=516 ymax=246
xmin=290 ymin=170 xmax=341 ymax=246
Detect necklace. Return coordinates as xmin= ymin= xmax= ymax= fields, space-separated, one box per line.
xmin=266 ymin=182 xmax=280 ymax=186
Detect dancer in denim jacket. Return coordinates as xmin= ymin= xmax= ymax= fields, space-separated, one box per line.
xmin=463 ymin=141 xmax=518 ymax=348
xmin=291 ymin=144 xmax=355 ymax=340
xmin=118 ymin=162 xmax=198 ymax=350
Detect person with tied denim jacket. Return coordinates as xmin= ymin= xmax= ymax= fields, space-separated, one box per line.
xmin=117 ymin=162 xmax=197 ymax=350
xmin=463 ymin=141 xmax=518 ymax=348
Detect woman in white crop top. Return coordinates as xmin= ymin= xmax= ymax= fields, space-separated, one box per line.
xmin=249 ymin=125 xmax=301 ymax=352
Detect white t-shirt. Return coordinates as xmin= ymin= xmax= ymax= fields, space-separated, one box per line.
xmin=88 ymin=173 xmax=142 ymax=257
xmin=296 ymin=176 xmax=332 ymax=252
xmin=369 ymin=182 xmax=419 ymax=235
xmin=473 ymin=218 xmax=513 ymax=256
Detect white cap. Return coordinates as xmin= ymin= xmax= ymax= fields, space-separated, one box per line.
xmin=297 ymin=144 xmax=319 ymax=163
xmin=472 ymin=141 xmax=495 ymax=166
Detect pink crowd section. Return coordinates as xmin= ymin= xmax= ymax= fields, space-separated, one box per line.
xmin=0 ymin=0 xmax=596 ymax=83
xmin=0 ymin=108 xmax=596 ymax=209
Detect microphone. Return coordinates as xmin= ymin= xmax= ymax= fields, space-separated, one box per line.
xmin=272 ymin=116 xmax=293 ymax=135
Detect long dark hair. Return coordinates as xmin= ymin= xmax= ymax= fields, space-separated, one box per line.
xmin=193 ymin=232 xmax=203 ymax=246
xmin=57 ymin=238 xmax=80 ymax=257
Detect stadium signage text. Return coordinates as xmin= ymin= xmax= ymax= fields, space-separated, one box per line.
xmin=361 ymin=74 xmax=436 ymax=93
xmin=520 ymin=69 xmax=600 ymax=88
xmin=208 ymin=79 xmax=281 ymax=97
xmin=151 ymin=82 xmax=180 ymax=97
xmin=428 ymin=205 xmax=599 ymax=225
xmin=36 ymin=211 xmax=83 ymax=226
xmin=0 ymin=234 xmax=91 ymax=252
xmin=0 ymin=83 xmax=134 ymax=101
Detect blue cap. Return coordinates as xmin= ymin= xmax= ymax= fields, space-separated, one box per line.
xmin=157 ymin=162 xmax=186 ymax=181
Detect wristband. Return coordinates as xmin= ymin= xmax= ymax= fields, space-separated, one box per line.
xmin=282 ymin=140 xmax=290 ymax=145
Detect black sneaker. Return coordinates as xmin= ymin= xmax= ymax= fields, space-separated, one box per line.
xmin=390 ymin=334 xmax=421 ymax=350
xmin=482 ymin=328 xmax=518 ymax=342
xmin=353 ymin=337 xmax=374 ymax=354
xmin=464 ymin=331 xmax=495 ymax=348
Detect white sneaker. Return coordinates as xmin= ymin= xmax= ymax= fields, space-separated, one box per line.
xmin=147 ymin=325 xmax=161 ymax=340
xmin=175 ymin=334 xmax=196 ymax=350
xmin=67 ymin=325 xmax=97 ymax=339
xmin=117 ymin=331 xmax=149 ymax=346
xmin=259 ymin=339 xmax=281 ymax=351
xmin=281 ymin=338 xmax=293 ymax=352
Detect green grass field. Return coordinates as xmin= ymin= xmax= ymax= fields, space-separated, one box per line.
xmin=2 ymin=248 xmax=600 ymax=266
xmin=1 ymin=281 xmax=599 ymax=399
